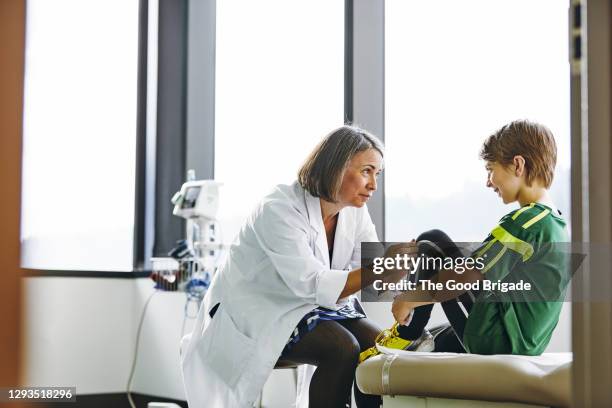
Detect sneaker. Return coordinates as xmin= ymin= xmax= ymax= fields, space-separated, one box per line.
xmin=388 ymin=329 xmax=436 ymax=353
xmin=360 ymin=323 xmax=434 ymax=363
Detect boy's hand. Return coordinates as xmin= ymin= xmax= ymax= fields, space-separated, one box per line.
xmin=392 ymin=299 xmax=417 ymax=325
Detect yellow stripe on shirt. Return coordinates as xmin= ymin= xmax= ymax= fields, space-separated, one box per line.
xmin=475 ymin=238 xmax=498 ymax=258
xmin=490 ymin=225 xmax=534 ymax=261
xmin=482 ymin=246 xmax=507 ymax=274
xmin=512 ymin=202 xmax=536 ymax=220
xmin=522 ymin=209 xmax=550 ymax=229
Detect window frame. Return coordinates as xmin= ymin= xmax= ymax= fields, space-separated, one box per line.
xmin=25 ymin=0 xmax=386 ymax=277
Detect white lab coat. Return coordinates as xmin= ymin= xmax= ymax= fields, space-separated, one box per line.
xmin=180 ymin=181 xmax=378 ymax=407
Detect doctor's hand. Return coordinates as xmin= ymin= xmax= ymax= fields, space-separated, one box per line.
xmin=343 ymin=241 xmax=418 ymax=300
xmin=380 ymin=240 xmax=418 ymax=283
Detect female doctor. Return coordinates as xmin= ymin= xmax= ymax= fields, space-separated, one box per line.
xmin=181 ymin=126 xmax=416 ymax=408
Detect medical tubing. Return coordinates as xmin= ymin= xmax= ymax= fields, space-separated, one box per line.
xmin=126 ymin=291 xmax=157 ymax=408
xmin=180 ymin=307 xmax=188 ymax=339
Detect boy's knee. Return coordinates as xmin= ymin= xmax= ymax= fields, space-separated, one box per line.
xmin=417 ymin=229 xmax=450 ymax=243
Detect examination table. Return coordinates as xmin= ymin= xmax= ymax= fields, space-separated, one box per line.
xmin=355 ymin=351 xmax=572 ymax=408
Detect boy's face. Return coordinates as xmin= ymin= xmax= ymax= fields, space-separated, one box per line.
xmin=485 ymin=161 xmax=522 ymax=204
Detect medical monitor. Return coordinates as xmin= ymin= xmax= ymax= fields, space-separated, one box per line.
xmin=172 ymin=180 xmax=221 ymax=220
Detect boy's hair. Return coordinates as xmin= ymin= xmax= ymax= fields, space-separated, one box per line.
xmin=298 ymin=125 xmax=384 ymax=202
xmin=480 ymin=120 xmax=557 ymax=188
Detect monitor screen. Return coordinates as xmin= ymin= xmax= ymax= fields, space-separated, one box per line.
xmin=182 ymin=187 xmax=201 ymax=209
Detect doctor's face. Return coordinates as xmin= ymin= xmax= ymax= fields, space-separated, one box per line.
xmin=337 ymin=148 xmax=383 ymax=208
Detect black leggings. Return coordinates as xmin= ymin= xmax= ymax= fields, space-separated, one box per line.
xmin=279 ymin=318 xmax=382 ymax=408
xmin=397 ymin=229 xmax=471 ymax=351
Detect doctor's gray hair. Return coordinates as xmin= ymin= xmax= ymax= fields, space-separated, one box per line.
xmin=298 ymin=125 xmax=384 ymax=203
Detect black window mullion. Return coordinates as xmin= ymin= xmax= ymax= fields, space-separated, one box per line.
xmin=134 ymin=0 xmax=149 ymax=271
xmin=345 ymin=0 xmax=354 ymax=124
xmin=153 ymin=0 xmax=189 ymax=257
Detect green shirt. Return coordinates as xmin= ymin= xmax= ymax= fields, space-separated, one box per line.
xmin=463 ymin=203 xmax=570 ymax=355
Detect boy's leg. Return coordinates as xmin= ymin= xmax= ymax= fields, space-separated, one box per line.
xmin=429 ymin=324 xmax=466 ymax=353
xmin=417 ymin=229 xmax=475 ymax=312
xmin=398 ymin=230 xmax=470 ymax=342
xmin=396 ymin=230 xmax=453 ymax=339
xmin=419 ymin=229 xmax=470 ymax=343
xmin=359 ymin=229 xmax=469 ymax=362
xmin=416 ymin=229 xmax=464 ymax=258
xmin=396 ymin=304 xmax=434 ymax=340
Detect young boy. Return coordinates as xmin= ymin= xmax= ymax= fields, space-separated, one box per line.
xmin=360 ymin=120 xmax=570 ymax=361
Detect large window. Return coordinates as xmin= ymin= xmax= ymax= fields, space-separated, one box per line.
xmin=21 ymin=0 xmax=140 ymax=271
xmin=383 ymin=1 xmax=572 ymax=350
xmin=385 ymin=0 xmax=571 ymax=242
xmin=215 ymin=0 xmax=345 ymax=242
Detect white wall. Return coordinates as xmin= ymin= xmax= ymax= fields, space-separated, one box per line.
xmin=130 ymin=279 xmax=188 ymax=400
xmin=23 ymin=277 xmax=296 ymax=406
xmin=23 ymin=277 xmax=192 ymax=400
xmin=23 ymin=277 xmax=134 ymax=394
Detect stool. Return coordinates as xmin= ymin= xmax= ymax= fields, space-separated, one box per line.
xmin=255 ymin=360 xmax=301 ymax=407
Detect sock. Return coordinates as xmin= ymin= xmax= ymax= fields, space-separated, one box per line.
xmin=396 ymin=305 xmax=433 ymax=340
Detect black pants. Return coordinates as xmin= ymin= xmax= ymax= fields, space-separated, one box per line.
xmin=397 ymin=229 xmax=471 ymax=352
xmin=279 ymin=318 xmax=383 ymax=408
xmin=210 ymin=304 xmax=381 ymax=407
